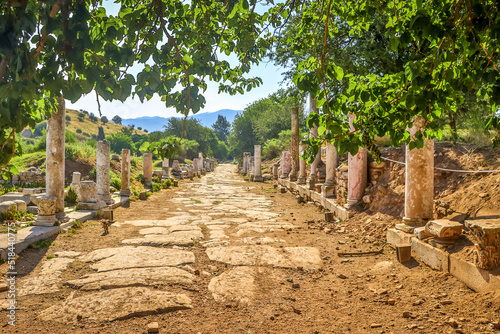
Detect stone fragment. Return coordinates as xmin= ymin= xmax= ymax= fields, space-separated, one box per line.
xmin=38 ymin=287 xmax=192 ymax=323
xmin=147 ymin=322 xmax=159 ymax=333
xmin=0 ymin=283 xmax=7 ymax=292
xmin=396 ymin=244 xmax=412 ymax=263
xmin=79 ymin=246 xmax=195 ymax=272
xmin=425 ymin=219 xmax=463 ymax=243
xmin=206 ymin=246 xmax=322 ymax=270
xmin=414 ymin=226 xmax=430 ymax=240
xmin=208 ymin=266 xmax=256 ymax=304
xmin=370 ymin=323 xmax=382 ymax=328
xmin=65 ymin=267 xmax=193 ymax=290
xmin=465 ymin=219 xmax=500 ymax=270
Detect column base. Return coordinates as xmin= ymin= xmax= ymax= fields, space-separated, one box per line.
xmin=321 ymin=184 xmax=335 ymax=198
xmin=254 ymin=175 xmax=263 ymax=182
xmin=280 ymin=174 xmax=289 ymax=179
xmin=120 ymin=189 xmax=131 ymax=197
xmin=402 ymin=217 xmax=427 ymax=226
xmin=306 ymin=178 xmax=316 ymax=190
xmin=98 ymin=193 xmax=113 ymax=205
xmin=297 ymin=177 xmax=307 ymax=185
xmin=34 ymin=215 xmax=56 ymax=227
xmin=343 ymin=199 xmax=359 ymax=209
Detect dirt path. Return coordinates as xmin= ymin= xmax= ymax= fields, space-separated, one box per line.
xmin=2 ymin=164 xmax=499 ymax=333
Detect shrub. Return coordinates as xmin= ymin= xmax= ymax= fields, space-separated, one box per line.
xmin=65 ymin=115 xmax=71 ymax=121
xmin=65 ymin=187 xmax=78 ymax=204
xmin=83 ymin=132 xmax=90 ymax=137
xmin=66 ymin=130 xmax=77 ymax=144
xmin=110 ymin=177 xmax=121 ymax=191
xmin=77 ymin=116 xmax=84 ymax=122
xmin=106 ymin=132 xmax=135 ymax=154
xmin=130 ymin=156 xmax=138 ymax=168
xmin=76 ymin=128 xmax=82 ymax=134
xmin=89 ymin=167 xmax=97 ymax=180
xmin=65 ymin=145 xmax=79 ymax=160
xmin=0 ymin=207 xmax=22 ymax=221
xmin=135 ymin=173 xmax=145 ymax=182
xmin=162 ymin=178 xmax=172 ymax=189
xmin=151 ymin=182 xmax=161 ymax=192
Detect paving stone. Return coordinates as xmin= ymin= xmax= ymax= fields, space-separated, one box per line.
xmin=19 ymin=257 xmax=74 ymax=296
xmin=239 ymin=237 xmax=285 ymax=244
xmin=38 ymin=287 xmax=192 ymax=322
xmin=79 ymin=246 xmax=195 ymax=272
xmin=122 ymin=230 xmax=204 ymax=247
xmin=206 ymin=245 xmax=322 ymax=270
xmin=54 ymin=251 xmax=83 ymax=258
xmin=208 ymin=266 xmax=256 ymax=304
xmin=65 ymin=267 xmax=193 ymax=290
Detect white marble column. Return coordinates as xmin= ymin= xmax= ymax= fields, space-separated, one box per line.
xmin=46 ymin=95 xmax=65 ymax=219
xmin=120 ymin=149 xmax=131 ymax=196
xmin=143 ymin=153 xmax=153 ymax=186
xmin=254 ymin=145 xmax=263 ymax=182
xmin=96 ymin=140 xmax=112 ymax=204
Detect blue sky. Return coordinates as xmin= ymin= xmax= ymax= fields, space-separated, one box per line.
xmin=66 ymin=1 xmax=286 ymax=119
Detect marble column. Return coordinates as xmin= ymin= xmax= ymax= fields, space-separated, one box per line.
xmin=46 ymin=95 xmax=65 ymax=219
xmin=280 ymin=151 xmax=291 ymax=178
xmin=193 ymin=158 xmax=199 ymax=174
xmin=402 ymin=115 xmax=434 ymax=228
xmin=162 ymin=158 xmax=170 ymax=179
xmin=289 ymin=106 xmax=300 ymax=182
xmin=298 ymin=144 xmax=307 ymax=184
xmin=143 ymin=153 xmax=153 ymax=186
xmin=346 ymin=113 xmax=368 ymax=206
xmin=307 ymin=97 xmax=321 ymax=191
xmin=198 ymin=153 xmax=204 ymax=171
xmin=272 ymin=163 xmax=280 ymax=180
xmin=322 ymin=141 xmax=338 ymax=198
xmin=96 ymin=140 xmax=112 ymax=204
xmin=120 ymin=149 xmax=131 ymax=196
xmin=243 ymin=152 xmax=251 ymax=175
xmin=254 ymin=145 xmax=263 ymax=182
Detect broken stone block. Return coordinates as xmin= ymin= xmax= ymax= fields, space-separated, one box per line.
xmin=425 ymin=219 xmax=463 ymax=244
xmin=465 ymin=218 xmax=500 ymax=270
xmin=139 ymin=191 xmax=147 ymax=200
xmin=147 ymin=322 xmax=159 ymax=333
xmin=414 ymin=227 xmax=430 ymax=240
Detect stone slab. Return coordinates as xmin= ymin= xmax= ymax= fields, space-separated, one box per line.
xmin=449 ymin=254 xmax=500 ymax=292
xmin=0 ymin=226 xmax=60 ymax=261
xmin=19 ymin=257 xmax=74 ymax=296
xmin=65 ymin=267 xmax=193 ymax=290
xmin=387 ymin=228 xmax=413 ymax=246
xmin=465 ymin=218 xmax=500 ymax=234
xmin=206 ymin=245 xmax=322 ymax=270
xmin=110 ymin=196 xmax=130 ymax=209
xmin=122 ymin=230 xmax=204 ymax=247
xmin=38 ymin=287 xmax=192 ymax=322
xmin=66 ymin=210 xmax=94 ymax=222
xmin=208 ymin=266 xmax=255 ymax=304
xmin=410 ymin=238 xmax=449 ymax=272
xmin=79 ymin=246 xmax=195 ymax=272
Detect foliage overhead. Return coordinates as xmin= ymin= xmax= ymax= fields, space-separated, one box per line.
xmin=285 ymin=0 xmax=500 ymax=162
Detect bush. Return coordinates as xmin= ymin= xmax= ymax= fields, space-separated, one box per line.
xmin=151 ymin=182 xmax=161 ymax=192
xmin=0 ymin=207 xmax=22 ymax=221
xmin=65 ymin=145 xmax=79 ymax=160
xmin=162 ymin=178 xmax=173 ymax=189
xmin=76 ymin=128 xmax=82 ymax=134
xmin=135 ymin=173 xmax=145 ymax=182
xmin=66 ymin=130 xmax=77 ymax=144
xmin=65 ymin=115 xmax=71 ymax=121
xmin=65 ymin=187 xmax=78 ymax=204
xmin=89 ymin=167 xmax=97 ymax=180
xmin=83 ymin=132 xmax=90 ymax=137
xmin=106 ymin=132 xmax=135 ymax=154
xmin=110 ymin=177 xmax=121 ymax=191
xmin=78 ymin=116 xmax=84 ymax=122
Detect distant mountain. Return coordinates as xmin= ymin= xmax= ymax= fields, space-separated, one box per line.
xmin=122 ymin=109 xmax=241 ymax=132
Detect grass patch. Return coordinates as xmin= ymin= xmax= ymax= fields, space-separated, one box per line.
xmin=46 ymin=255 xmax=55 ymax=259
xmin=212 ymin=201 xmax=222 ymax=205
xmin=191 ymin=198 xmax=202 ymax=204
xmin=31 ymin=238 xmax=53 ymax=249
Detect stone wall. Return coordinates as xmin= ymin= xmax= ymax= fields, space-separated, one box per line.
xmin=335 ymin=165 xmax=348 ymax=205
xmin=12 ymin=167 xmax=45 ymax=185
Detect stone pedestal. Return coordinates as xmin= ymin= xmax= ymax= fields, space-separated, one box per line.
xmin=298 ymin=144 xmax=307 ymax=184
xmin=198 ymin=153 xmax=204 ymax=173
xmin=143 ymin=153 xmax=153 ymax=186
xmin=346 ymin=113 xmax=367 ymax=206
xmin=162 ymin=158 xmax=171 ymax=179
xmin=280 ymin=151 xmax=291 ymax=179
xmin=403 ymin=115 xmax=434 ymax=225
xmin=193 ymin=158 xmax=199 ymax=174
xmin=77 ymin=181 xmax=106 ymax=210
xmin=71 ymin=172 xmax=81 ymax=185
xmin=46 ymin=95 xmax=65 ymax=219
xmin=96 ymin=140 xmax=112 ymax=205
xmin=254 ymin=145 xmax=263 ymax=182
xmin=35 ymin=196 xmax=56 ymax=226
xmin=289 ymin=106 xmax=300 ymax=182
xmin=171 ymin=160 xmax=182 ymax=179
xmin=466 ymin=219 xmax=500 ymax=270
xmin=272 ymin=163 xmax=280 ymax=180
xmin=120 ymin=149 xmax=131 ymax=196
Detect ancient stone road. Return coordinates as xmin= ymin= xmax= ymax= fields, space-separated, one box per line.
xmin=18 ymin=164 xmax=323 ymax=322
